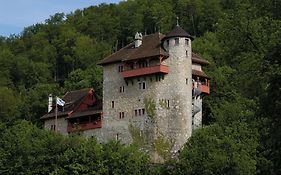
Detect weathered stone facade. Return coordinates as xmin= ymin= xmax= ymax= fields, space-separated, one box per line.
xmin=101 ymin=27 xmax=199 ymax=162
xmin=44 ymin=118 xmax=68 ymax=136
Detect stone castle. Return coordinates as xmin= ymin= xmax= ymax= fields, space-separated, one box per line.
xmin=42 ymin=25 xmax=210 ymax=161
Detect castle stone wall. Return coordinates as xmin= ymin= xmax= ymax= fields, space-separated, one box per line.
xmin=44 ymin=118 xmax=68 ymax=136
xmin=102 ymin=36 xmax=193 ymax=161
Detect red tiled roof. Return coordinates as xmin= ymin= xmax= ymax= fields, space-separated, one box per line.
xmin=98 ymin=33 xmax=169 ymax=65
xmin=41 ymin=88 xmax=102 ymax=120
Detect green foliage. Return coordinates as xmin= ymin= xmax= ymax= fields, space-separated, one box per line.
xmin=0 ymin=120 xmax=150 ymax=175
xmin=0 ymin=0 xmax=280 ymax=173
xmin=159 ymin=99 xmax=169 ymax=109
xmin=144 ymin=97 xmax=156 ymax=122
xmin=129 ymin=123 xmax=146 ymax=147
xmin=154 ymin=134 xmax=174 ymax=160
xmin=18 ymin=83 xmax=61 ymax=125
xmin=0 ymin=87 xmax=18 ymax=123
xmin=173 ymin=122 xmax=258 ymax=175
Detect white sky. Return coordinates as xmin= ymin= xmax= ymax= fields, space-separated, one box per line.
xmin=0 ymin=0 xmax=122 ymax=36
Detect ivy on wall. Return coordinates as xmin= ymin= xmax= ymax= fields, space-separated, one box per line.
xmin=144 ymin=97 xmax=156 ymax=123
xmin=154 ymin=134 xmax=174 ymax=160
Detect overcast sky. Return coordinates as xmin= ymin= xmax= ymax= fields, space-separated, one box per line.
xmin=0 ymin=0 xmax=122 ymax=37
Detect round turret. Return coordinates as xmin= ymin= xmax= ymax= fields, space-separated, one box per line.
xmin=162 ymin=25 xmax=193 ymax=60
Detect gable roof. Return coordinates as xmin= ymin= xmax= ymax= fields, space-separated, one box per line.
xmin=98 ymin=33 xmax=168 ymax=65
xmin=41 ymin=88 xmax=101 ymax=120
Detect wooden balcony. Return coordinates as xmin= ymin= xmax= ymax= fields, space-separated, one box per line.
xmin=121 ymin=65 xmax=169 ymax=78
xmin=67 ymin=121 xmax=102 ymax=132
xmin=200 ymin=84 xmax=210 ymax=95
xmin=199 ymin=80 xmax=210 ymax=95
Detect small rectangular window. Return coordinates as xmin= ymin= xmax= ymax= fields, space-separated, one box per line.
xmin=168 ymin=100 xmax=170 ymax=108
xmin=134 ymin=110 xmax=138 ymax=117
xmin=51 ymin=125 xmax=56 ymax=131
xmin=138 ymin=82 xmax=142 ymax=89
xmin=118 ymin=65 xmax=124 ymax=72
xmin=142 ymin=82 xmax=146 ymax=89
xmin=111 ymin=101 xmax=114 ymax=108
xmin=142 ymin=108 xmax=145 ymax=115
xmin=175 ymin=38 xmax=179 ymax=45
xmin=120 ymin=86 xmax=125 ymax=93
xmin=138 ymin=109 xmax=141 ymax=116
xmin=119 ymin=112 xmax=125 ymax=119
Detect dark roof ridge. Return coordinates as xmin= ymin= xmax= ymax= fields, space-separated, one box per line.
xmin=99 ymin=32 xmax=168 ymax=65
xmin=162 ymin=25 xmax=194 ymax=41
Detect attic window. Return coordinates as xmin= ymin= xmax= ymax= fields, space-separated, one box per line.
xmin=175 ymin=38 xmax=179 ymax=46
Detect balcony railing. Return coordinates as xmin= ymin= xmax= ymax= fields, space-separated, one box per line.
xmin=121 ymin=65 xmax=169 ymax=78
xmin=200 ymin=84 xmax=210 ymax=95
xmin=67 ymin=121 xmax=102 ymax=132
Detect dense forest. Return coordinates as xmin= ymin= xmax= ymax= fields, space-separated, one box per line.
xmin=0 ymin=0 xmax=280 ymax=174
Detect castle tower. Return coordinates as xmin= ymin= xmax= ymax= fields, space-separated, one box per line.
xmin=159 ymin=25 xmax=194 ymax=154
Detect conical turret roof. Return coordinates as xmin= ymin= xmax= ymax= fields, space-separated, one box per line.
xmin=162 ymin=25 xmax=194 ymax=41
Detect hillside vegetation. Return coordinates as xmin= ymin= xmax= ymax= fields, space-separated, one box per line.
xmin=0 ymin=0 xmax=280 ymax=174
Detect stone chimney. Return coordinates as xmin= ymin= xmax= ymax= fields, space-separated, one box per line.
xmin=48 ymin=94 xmax=53 ymax=113
xmin=134 ymin=32 xmax=143 ymax=48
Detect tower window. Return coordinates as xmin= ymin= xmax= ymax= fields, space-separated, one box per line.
xmin=185 ymin=39 xmax=189 ymax=46
xmin=118 ymin=65 xmax=123 ymax=72
xmin=111 ymin=101 xmax=114 ymax=108
xmin=175 ymin=38 xmax=179 ymax=45
xmin=142 ymin=82 xmax=146 ymax=89
xmin=134 ymin=110 xmax=138 ymax=116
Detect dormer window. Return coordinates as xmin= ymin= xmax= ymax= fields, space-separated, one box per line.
xmin=175 ymin=38 xmax=179 ymax=46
